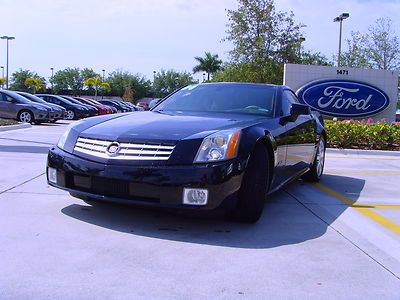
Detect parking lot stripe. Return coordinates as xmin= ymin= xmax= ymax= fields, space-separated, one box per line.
xmin=324 ymin=170 xmax=400 ymax=175
xmin=313 ymin=183 xmax=400 ymax=235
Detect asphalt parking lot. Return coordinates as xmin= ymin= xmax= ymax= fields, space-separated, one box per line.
xmin=0 ymin=122 xmax=399 ymax=299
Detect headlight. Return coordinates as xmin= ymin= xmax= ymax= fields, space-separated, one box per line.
xmin=57 ymin=121 xmax=83 ymax=150
xmin=194 ymin=129 xmax=241 ymax=163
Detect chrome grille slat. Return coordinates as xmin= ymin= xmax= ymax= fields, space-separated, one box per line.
xmin=74 ymin=137 xmax=175 ymax=161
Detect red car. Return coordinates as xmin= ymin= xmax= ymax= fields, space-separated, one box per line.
xmin=137 ymin=102 xmax=149 ymax=110
xmin=73 ymin=97 xmax=112 ymax=115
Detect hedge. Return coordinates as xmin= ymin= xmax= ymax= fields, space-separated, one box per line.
xmin=325 ymin=119 xmax=400 ymax=151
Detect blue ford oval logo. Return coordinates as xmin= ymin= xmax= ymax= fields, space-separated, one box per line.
xmin=106 ymin=142 xmax=120 ymax=156
xmin=296 ymin=80 xmax=390 ymax=117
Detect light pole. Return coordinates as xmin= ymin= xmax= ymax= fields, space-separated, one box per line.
xmin=0 ymin=66 xmax=3 ymax=89
xmin=1 ymin=36 xmax=15 ymax=89
xmin=153 ymin=71 xmax=156 ymax=98
xmin=298 ymin=37 xmax=306 ymax=59
xmin=334 ymin=13 xmax=349 ymax=67
xmin=50 ymin=67 xmax=54 ymax=90
xmin=102 ymin=69 xmax=105 ymax=81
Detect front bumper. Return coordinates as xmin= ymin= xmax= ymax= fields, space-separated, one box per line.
xmin=47 ymin=146 xmax=246 ymax=211
xmin=34 ymin=111 xmax=50 ymax=121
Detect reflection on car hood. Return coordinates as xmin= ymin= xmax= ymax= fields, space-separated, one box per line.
xmin=80 ymin=111 xmax=265 ymax=142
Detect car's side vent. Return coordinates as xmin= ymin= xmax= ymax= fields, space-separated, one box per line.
xmin=74 ymin=137 xmax=175 ymax=161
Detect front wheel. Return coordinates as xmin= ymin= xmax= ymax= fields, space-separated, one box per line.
xmin=302 ymin=136 xmax=326 ymax=182
xmin=229 ymin=144 xmax=269 ymax=223
xmin=18 ymin=110 xmax=34 ymax=123
xmin=65 ymin=110 xmax=75 ymax=120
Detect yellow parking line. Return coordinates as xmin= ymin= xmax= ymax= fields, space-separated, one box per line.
xmin=352 ymin=204 xmax=400 ymax=209
xmin=313 ymin=183 xmax=400 ymax=235
xmin=325 ymin=169 xmax=400 ymax=175
xmin=327 ymin=156 xmax=400 ymax=161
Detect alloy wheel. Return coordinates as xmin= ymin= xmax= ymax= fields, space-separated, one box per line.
xmin=19 ymin=111 xmax=32 ymax=123
xmin=316 ymin=138 xmax=325 ymax=177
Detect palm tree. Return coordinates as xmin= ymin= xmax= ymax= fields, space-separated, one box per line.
xmin=84 ymin=77 xmax=111 ymax=100
xmin=24 ymin=77 xmax=45 ymax=93
xmin=193 ymin=52 xmax=223 ymax=81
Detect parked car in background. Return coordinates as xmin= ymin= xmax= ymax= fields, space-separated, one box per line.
xmin=114 ymin=100 xmax=135 ymax=112
xmin=396 ymin=109 xmax=400 ymax=122
xmin=73 ymin=97 xmax=112 ymax=115
xmin=47 ymin=83 xmax=326 ymax=223
xmin=16 ymin=91 xmax=66 ymax=123
xmin=149 ymin=99 xmax=161 ymax=109
xmin=0 ymin=90 xmax=50 ymax=124
xmin=119 ymin=101 xmax=138 ymax=111
xmin=98 ymin=100 xmax=128 ymax=113
xmin=60 ymin=96 xmax=98 ymax=117
xmin=36 ymin=94 xmax=89 ymax=120
xmin=137 ymin=102 xmax=149 ymax=110
xmin=82 ymin=98 xmax=116 ymax=114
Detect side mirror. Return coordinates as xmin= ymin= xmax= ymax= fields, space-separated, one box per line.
xmin=290 ymin=103 xmax=310 ymax=117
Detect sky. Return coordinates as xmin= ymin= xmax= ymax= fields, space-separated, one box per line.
xmin=0 ymin=0 xmax=399 ymax=83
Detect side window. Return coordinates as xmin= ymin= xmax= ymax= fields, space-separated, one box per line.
xmin=4 ymin=94 xmax=15 ymax=103
xmin=285 ymin=90 xmax=300 ymax=104
xmin=281 ymin=90 xmax=299 ymax=116
xmin=280 ymin=95 xmax=292 ymax=116
xmin=0 ymin=92 xmax=4 ymax=102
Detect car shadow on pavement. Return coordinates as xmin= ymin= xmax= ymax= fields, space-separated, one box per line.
xmin=61 ymin=175 xmax=365 ymax=249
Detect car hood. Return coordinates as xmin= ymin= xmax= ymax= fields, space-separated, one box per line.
xmin=80 ymin=111 xmax=265 ymax=143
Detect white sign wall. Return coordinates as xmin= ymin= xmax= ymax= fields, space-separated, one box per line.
xmin=283 ymin=64 xmax=399 ymax=122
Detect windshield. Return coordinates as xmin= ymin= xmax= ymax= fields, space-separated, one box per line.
xmin=154 ymin=83 xmax=276 ymax=116
xmin=18 ymin=93 xmax=48 ymax=104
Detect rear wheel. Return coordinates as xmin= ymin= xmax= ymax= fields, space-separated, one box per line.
xmin=230 ymin=144 xmax=269 ymax=223
xmin=302 ymin=136 xmax=325 ymax=182
xmin=18 ymin=110 xmax=34 ymax=123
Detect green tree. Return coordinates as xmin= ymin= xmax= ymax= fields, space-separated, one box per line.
xmin=50 ymin=68 xmax=84 ymax=95
xmin=0 ymin=77 xmax=6 ymax=88
xmin=341 ymin=18 xmax=400 ymax=70
xmin=24 ymin=77 xmax=45 ymax=93
xmin=366 ymin=18 xmax=400 ymax=70
xmin=9 ymin=69 xmax=45 ymax=92
xmin=153 ymin=70 xmax=196 ymax=98
xmin=224 ymin=0 xmax=305 ymax=83
xmin=106 ymin=70 xmax=152 ymax=100
xmin=193 ymin=52 xmax=223 ymax=81
xmin=299 ymin=51 xmax=333 ymax=66
xmin=84 ymin=77 xmax=111 ymax=100
xmin=341 ymin=31 xmax=370 ymax=68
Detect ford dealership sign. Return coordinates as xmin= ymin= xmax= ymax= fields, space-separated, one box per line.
xmin=296 ymin=80 xmax=390 ymax=117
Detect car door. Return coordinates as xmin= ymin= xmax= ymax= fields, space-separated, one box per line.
xmin=281 ymin=90 xmax=317 ymax=175
xmin=0 ymin=92 xmax=17 ymax=118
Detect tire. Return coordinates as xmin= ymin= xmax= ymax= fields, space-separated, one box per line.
xmin=230 ymin=144 xmax=269 ymax=223
xmin=18 ymin=110 xmax=34 ymax=123
xmin=65 ymin=110 xmax=75 ymax=120
xmin=302 ymin=136 xmax=326 ymax=182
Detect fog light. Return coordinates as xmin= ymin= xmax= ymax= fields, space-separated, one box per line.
xmin=47 ymin=167 xmax=57 ymax=184
xmin=183 ymin=188 xmax=208 ymax=206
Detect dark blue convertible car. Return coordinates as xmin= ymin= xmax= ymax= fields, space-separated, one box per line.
xmin=47 ymin=83 xmax=326 ymax=222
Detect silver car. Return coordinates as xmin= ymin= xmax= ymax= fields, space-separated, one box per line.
xmin=0 ymin=90 xmax=51 ymax=124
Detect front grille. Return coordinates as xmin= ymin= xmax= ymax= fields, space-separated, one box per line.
xmin=70 ymin=173 xmax=159 ymax=202
xmin=74 ymin=137 xmax=175 ymax=160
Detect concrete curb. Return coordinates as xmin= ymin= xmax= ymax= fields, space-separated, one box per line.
xmin=0 ymin=123 xmax=32 ymax=132
xmin=327 ymin=147 xmax=400 ymax=157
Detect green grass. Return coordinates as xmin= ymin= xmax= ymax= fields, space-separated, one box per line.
xmin=0 ymin=118 xmax=18 ymax=126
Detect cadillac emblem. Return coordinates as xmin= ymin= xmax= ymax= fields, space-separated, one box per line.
xmin=106 ymin=142 xmax=121 ymax=156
